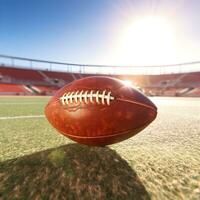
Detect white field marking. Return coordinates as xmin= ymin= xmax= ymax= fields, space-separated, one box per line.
xmin=0 ymin=115 xmax=45 ymax=120
xmin=0 ymin=102 xmax=45 ymax=105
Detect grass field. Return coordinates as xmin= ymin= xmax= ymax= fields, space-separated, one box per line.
xmin=0 ymin=96 xmax=200 ymax=200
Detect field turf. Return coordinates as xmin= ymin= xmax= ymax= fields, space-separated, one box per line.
xmin=0 ymin=96 xmax=200 ymax=200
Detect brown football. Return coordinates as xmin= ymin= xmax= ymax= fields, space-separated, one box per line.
xmin=45 ymin=76 xmax=157 ymax=146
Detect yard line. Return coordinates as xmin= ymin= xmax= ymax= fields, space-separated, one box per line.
xmin=0 ymin=115 xmax=45 ymax=120
xmin=0 ymin=102 xmax=45 ymax=105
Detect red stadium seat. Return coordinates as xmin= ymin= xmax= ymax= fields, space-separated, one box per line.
xmin=0 ymin=66 xmax=44 ymax=82
xmin=0 ymin=83 xmax=32 ymax=95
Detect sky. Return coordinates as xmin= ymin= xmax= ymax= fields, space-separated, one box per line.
xmin=0 ymin=0 xmax=200 ymax=73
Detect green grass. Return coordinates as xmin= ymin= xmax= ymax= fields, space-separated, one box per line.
xmin=0 ymin=96 xmax=200 ymax=200
xmin=0 ymin=96 xmax=69 ymax=162
xmin=0 ymin=96 xmax=49 ymax=117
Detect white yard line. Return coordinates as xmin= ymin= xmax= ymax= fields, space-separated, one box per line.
xmin=0 ymin=115 xmax=45 ymax=120
xmin=0 ymin=102 xmax=45 ymax=105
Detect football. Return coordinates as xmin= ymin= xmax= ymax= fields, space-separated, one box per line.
xmin=45 ymin=76 xmax=157 ymax=146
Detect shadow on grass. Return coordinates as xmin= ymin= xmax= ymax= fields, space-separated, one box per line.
xmin=0 ymin=143 xmax=150 ymax=200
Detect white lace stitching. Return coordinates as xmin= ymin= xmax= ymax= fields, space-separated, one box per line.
xmin=60 ymin=90 xmax=114 ymax=105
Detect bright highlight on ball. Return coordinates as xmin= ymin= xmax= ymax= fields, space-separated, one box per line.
xmin=122 ymin=80 xmax=133 ymax=87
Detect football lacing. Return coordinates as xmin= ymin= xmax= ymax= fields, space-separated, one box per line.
xmin=60 ymin=90 xmax=115 ymax=105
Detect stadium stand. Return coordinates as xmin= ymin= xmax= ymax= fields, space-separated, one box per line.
xmin=183 ymin=87 xmax=200 ymax=97
xmin=0 ymin=66 xmax=45 ymax=82
xmin=31 ymin=85 xmax=59 ymax=95
xmin=42 ymin=71 xmax=75 ymax=83
xmin=0 ymin=83 xmax=32 ymax=95
xmin=0 ymin=59 xmax=200 ymax=97
xmin=177 ymin=72 xmax=200 ymax=86
xmin=118 ymin=73 xmax=200 ymax=87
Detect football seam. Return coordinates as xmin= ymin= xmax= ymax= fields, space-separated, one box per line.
xmin=118 ymin=98 xmax=157 ymax=112
xmin=58 ymin=93 xmax=156 ymax=112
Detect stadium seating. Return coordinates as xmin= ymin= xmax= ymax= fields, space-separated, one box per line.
xmin=162 ymin=88 xmax=184 ymax=96
xmin=184 ymin=87 xmax=200 ymax=97
xmin=177 ymin=72 xmax=200 ymax=86
xmin=32 ymin=85 xmax=59 ymax=95
xmin=42 ymin=71 xmax=75 ymax=82
xmin=0 ymin=65 xmax=200 ymax=97
xmin=147 ymin=74 xmax=181 ymax=85
xmin=0 ymin=83 xmax=32 ymax=95
xmin=0 ymin=66 xmax=45 ymax=82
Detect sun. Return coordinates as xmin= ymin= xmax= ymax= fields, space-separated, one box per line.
xmin=116 ymin=16 xmax=176 ymax=66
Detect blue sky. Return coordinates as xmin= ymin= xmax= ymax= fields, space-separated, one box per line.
xmin=0 ymin=0 xmax=120 ymax=64
xmin=0 ymin=0 xmax=200 ymax=68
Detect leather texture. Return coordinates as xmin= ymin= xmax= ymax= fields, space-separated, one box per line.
xmin=45 ymin=76 xmax=157 ymax=146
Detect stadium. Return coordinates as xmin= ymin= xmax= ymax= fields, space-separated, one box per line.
xmin=0 ymin=1 xmax=200 ymax=200
xmin=1 ymin=55 xmax=200 ymax=97
xmin=0 ymin=54 xmax=200 ymax=200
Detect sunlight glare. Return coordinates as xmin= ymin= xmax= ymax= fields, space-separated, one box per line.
xmin=121 ymin=80 xmax=134 ymax=87
xmin=116 ymin=16 xmax=176 ymax=66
